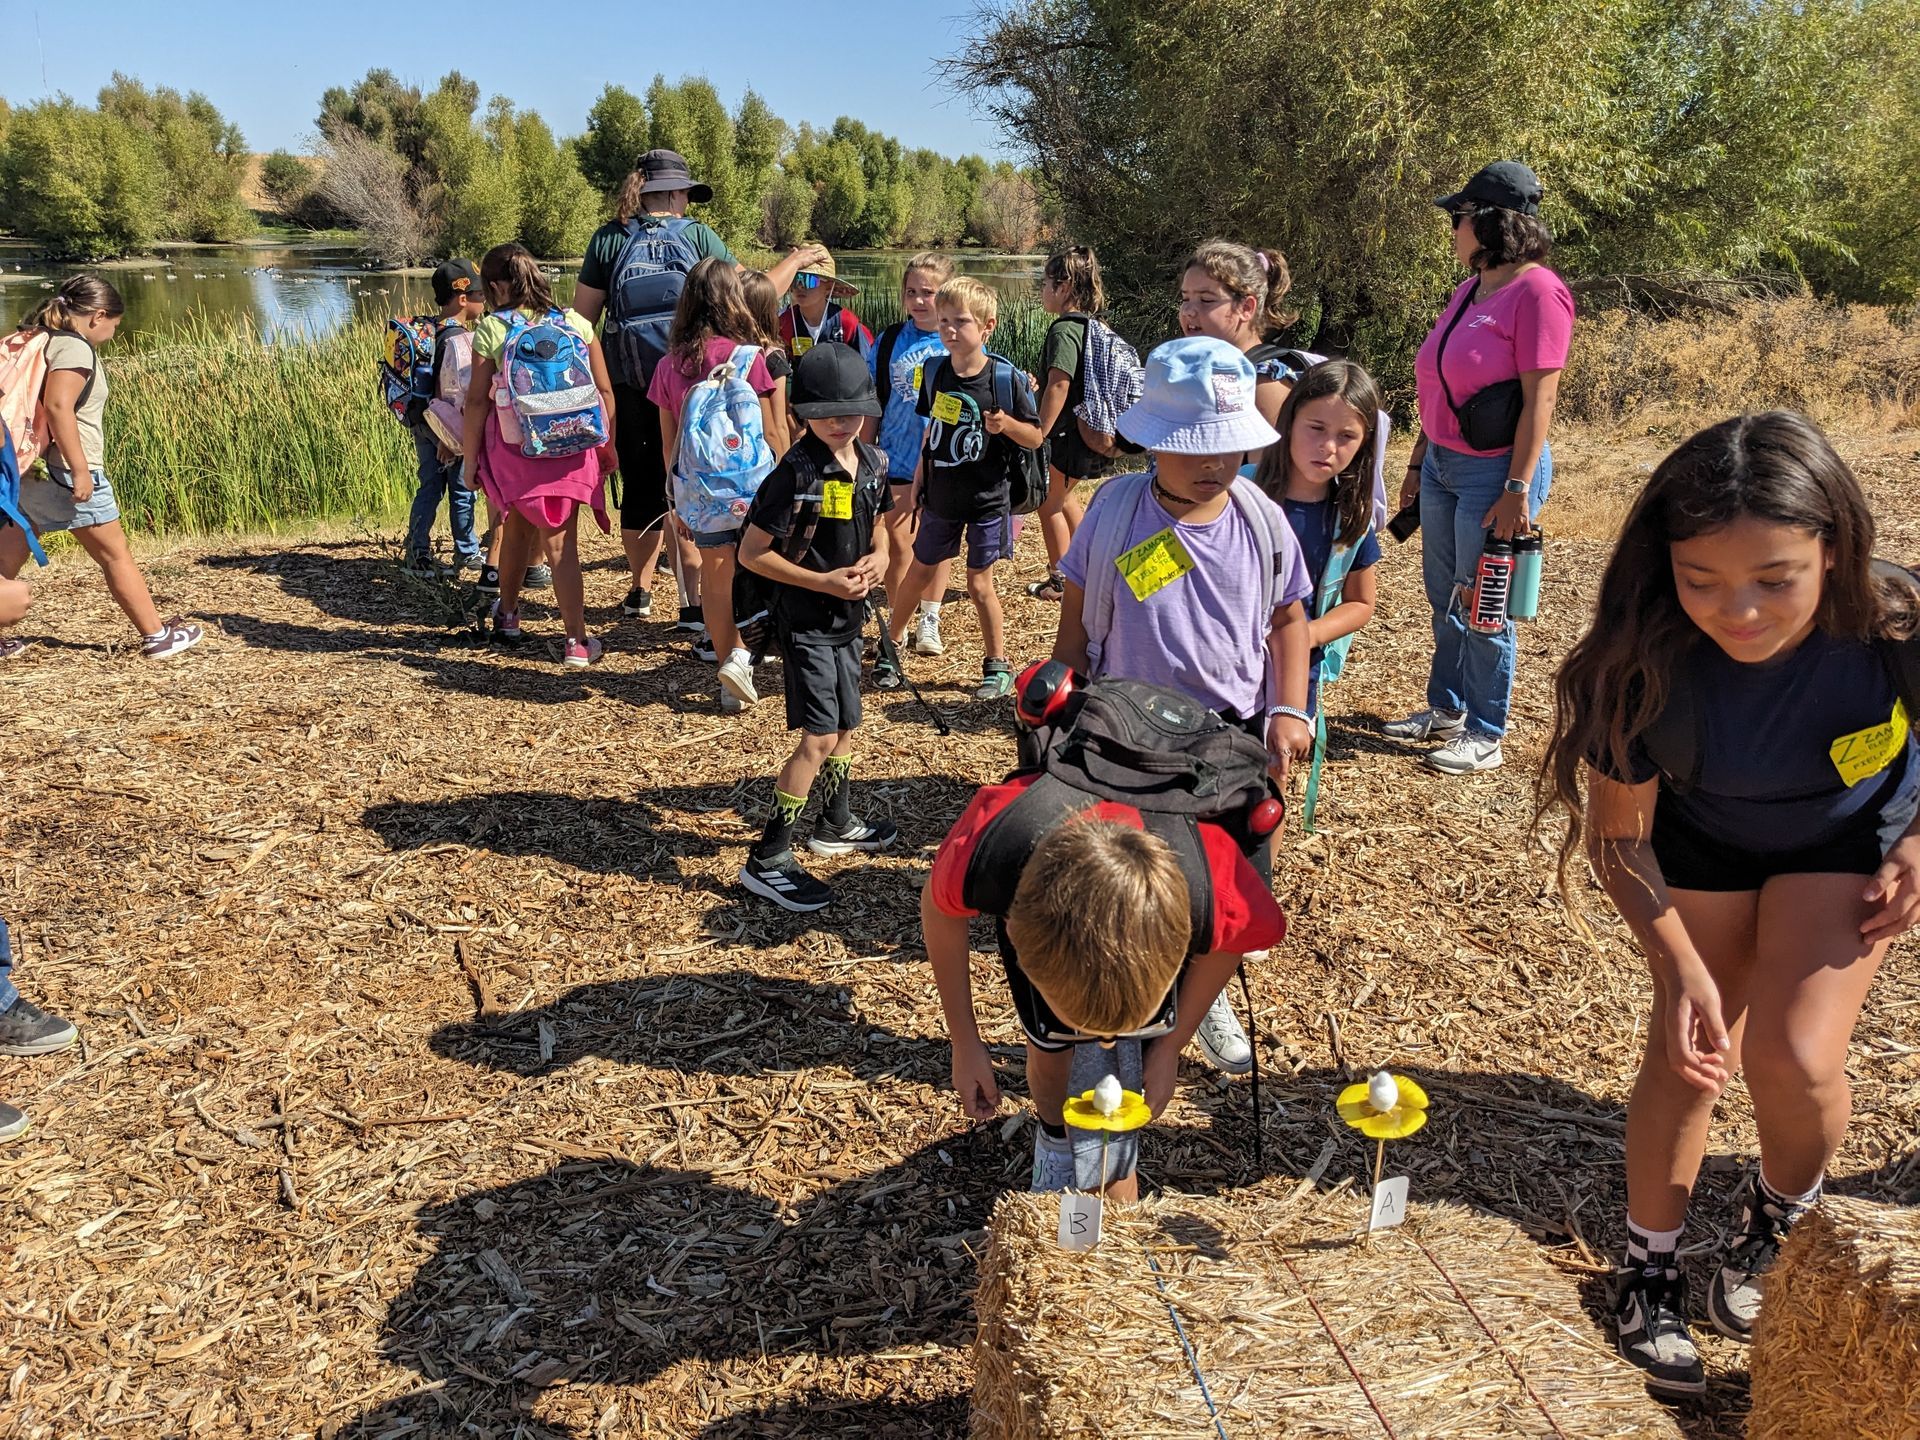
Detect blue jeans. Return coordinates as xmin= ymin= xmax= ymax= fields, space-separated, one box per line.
xmin=1419 ymin=442 xmax=1552 ymax=740
xmin=0 ymin=918 xmax=17 ymax=1012
xmin=405 ymin=427 xmax=479 ymax=562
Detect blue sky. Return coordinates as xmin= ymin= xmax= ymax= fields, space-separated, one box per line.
xmin=3 ymin=0 xmax=1014 ymax=159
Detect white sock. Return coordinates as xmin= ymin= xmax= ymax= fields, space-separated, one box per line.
xmin=1625 ymin=1216 xmax=1684 ymax=1273
xmin=143 ymin=626 xmax=168 ymax=641
xmin=1757 ymin=1170 xmax=1823 ymax=1210
xmin=921 ymin=601 xmax=942 ymax=620
xmin=728 ymin=647 xmax=751 ymax=668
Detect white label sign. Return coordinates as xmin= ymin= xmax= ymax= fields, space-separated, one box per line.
xmin=1057 ymin=1192 xmax=1104 ymax=1251
xmin=1369 ymin=1176 xmax=1410 ymax=1232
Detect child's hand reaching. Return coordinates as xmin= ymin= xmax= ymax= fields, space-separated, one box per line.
xmin=849 ymin=553 xmax=885 ymax=588
xmin=982 ymin=407 xmax=1010 ymax=435
xmin=951 ymin=1040 xmax=1001 ymax=1121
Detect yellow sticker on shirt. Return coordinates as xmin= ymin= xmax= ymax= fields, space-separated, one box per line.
xmin=1115 ymin=527 xmax=1196 ymax=603
xmin=931 ymin=391 xmax=964 ymax=425
xmin=911 ymin=363 xmax=924 ymax=394
xmin=821 ymin=479 xmax=853 ymax=520
xmin=1831 ymin=700 xmax=1909 ymax=788
xmin=793 ymin=336 xmax=814 ymax=355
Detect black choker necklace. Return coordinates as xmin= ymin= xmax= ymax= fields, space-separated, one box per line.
xmin=1151 ymin=476 xmax=1199 ymax=507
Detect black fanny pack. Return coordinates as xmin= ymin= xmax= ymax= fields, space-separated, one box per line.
xmin=1436 ymin=284 xmax=1524 ymax=451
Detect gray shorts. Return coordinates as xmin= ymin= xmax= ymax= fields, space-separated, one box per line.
xmin=20 ymin=468 xmax=121 ymax=533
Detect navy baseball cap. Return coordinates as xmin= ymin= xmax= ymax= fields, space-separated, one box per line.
xmin=432 ymin=258 xmax=482 ymax=305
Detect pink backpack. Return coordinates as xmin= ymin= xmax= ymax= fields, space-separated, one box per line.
xmin=0 ymin=330 xmax=55 ymax=471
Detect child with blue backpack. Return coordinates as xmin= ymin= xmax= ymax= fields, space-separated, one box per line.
xmin=1026 ymin=244 xmax=1106 ymax=603
xmin=868 ymin=252 xmax=953 ymax=653
xmin=878 ymin=276 xmax=1045 ymax=701
xmin=461 ymin=244 xmax=614 ymax=668
xmin=397 ymin=259 xmax=486 ymax=576
xmin=647 ymin=257 xmax=782 ymax=713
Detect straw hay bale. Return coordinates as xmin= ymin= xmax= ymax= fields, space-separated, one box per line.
xmin=973 ymin=1181 xmax=1681 ymax=1439
xmin=1749 ymin=1195 xmax=1920 ymax=1440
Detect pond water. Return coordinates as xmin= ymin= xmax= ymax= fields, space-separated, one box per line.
xmin=0 ymin=240 xmax=1044 ymax=340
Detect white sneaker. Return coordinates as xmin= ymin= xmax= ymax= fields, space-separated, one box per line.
xmin=717 ymin=653 xmax=758 ymax=706
xmin=1427 ymin=732 xmax=1503 ymax=774
xmin=912 ymin=609 xmax=945 ymax=656
xmin=1194 ymin=991 xmax=1252 ymax=1075
xmin=1383 ymin=707 xmax=1466 ymax=742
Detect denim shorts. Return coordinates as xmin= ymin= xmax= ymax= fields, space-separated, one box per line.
xmin=913 ymin=509 xmax=1013 ymax=570
xmin=692 ymin=525 xmax=741 ymax=551
xmin=20 ymin=467 xmax=121 ymax=533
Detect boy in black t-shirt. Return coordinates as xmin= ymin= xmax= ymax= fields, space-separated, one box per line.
xmin=879 ymin=276 xmax=1044 ymax=701
xmin=737 ymin=343 xmax=899 ymax=912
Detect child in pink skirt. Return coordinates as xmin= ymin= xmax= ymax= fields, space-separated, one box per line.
xmin=461 ymin=243 xmax=616 ymax=667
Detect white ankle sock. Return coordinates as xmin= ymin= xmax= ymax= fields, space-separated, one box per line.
xmin=1757 ymin=1170 xmax=1823 ymax=1210
xmin=728 ymin=647 xmax=751 ymax=667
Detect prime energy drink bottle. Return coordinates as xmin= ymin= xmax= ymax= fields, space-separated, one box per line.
xmin=1469 ymin=534 xmax=1514 ymax=634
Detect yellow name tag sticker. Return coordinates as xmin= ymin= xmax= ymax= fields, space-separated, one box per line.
xmin=931 ymin=391 xmax=964 ymax=425
xmin=911 ymin=363 xmax=924 ymax=394
xmin=793 ymin=336 xmax=814 ymax=355
xmin=1115 ymin=527 xmax=1196 ymax=603
xmin=1831 ymin=700 xmax=1909 ymax=788
xmin=821 ymin=479 xmax=853 ymax=520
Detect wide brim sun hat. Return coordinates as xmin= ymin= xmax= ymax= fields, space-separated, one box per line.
xmin=1116 ymin=336 xmax=1281 ymax=455
xmin=798 ymin=251 xmax=860 ymax=299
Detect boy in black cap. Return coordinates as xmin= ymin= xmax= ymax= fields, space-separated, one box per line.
xmin=737 ymin=342 xmax=898 ymax=912
xmin=404 ymin=258 xmax=486 ymax=576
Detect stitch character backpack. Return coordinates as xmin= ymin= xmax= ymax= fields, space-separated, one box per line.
xmin=380 ymin=315 xmax=441 ymax=425
xmin=498 ymin=310 xmax=608 ymax=459
xmin=674 ymin=344 xmax=774 ymax=534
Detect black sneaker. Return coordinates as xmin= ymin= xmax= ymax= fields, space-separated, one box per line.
xmin=739 ymin=850 xmax=834 ymax=912
xmin=872 ymin=651 xmax=902 ymax=691
xmin=621 ymin=586 xmax=653 ymax=618
xmin=0 ymin=1100 xmax=26 ymax=1143
xmin=401 ymin=554 xmax=442 ymax=577
xmin=1612 ymin=1266 xmax=1706 ymax=1399
xmin=691 ymin=630 xmax=717 ymax=664
xmin=524 ymin=564 xmax=553 ymax=590
xmin=0 ymin=996 xmax=78 ymax=1056
xmin=674 ymin=604 xmax=705 ymax=633
xmin=1708 ymin=1186 xmax=1803 ymax=1342
xmin=809 ymin=814 xmax=899 ymax=856
xmin=476 ymin=565 xmax=501 ymax=595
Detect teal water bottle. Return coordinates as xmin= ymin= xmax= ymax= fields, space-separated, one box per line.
xmin=1509 ymin=529 xmax=1544 ymax=620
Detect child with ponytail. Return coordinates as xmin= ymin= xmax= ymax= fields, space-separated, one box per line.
xmin=1026 ymin=244 xmax=1104 ymax=602
xmin=1540 ymin=411 xmax=1920 ymax=1399
xmin=1178 ymin=240 xmax=1299 ymax=454
xmin=461 ymin=244 xmax=615 ymax=667
xmin=0 ymin=275 xmax=201 ymax=660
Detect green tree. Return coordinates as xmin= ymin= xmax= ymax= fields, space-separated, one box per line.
xmin=0 ymin=97 xmax=164 ymax=256
xmin=514 ymin=110 xmax=599 ymax=258
xmin=761 ymin=170 xmax=816 ymax=248
xmin=98 ymin=74 xmax=250 ymax=242
xmin=733 ymin=88 xmax=786 ymax=236
xmin=809 ymin=139 xmax=868 ymax=248
xmin=645 ymin=75 xmax=744 ymax=245
xmin=421 ymin=83 xmax=520 ymax=259
xmin=260 ymin=149 xmax=312 ymax=211
xmin=318 ymin=68 xmax=430 ymax=166
xmin=576 ymin=83 xmax=648 ymax=198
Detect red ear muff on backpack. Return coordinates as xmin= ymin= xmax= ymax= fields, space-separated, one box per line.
xmin=1015 ymin=659 xmax=1077 ymax=729
xmin=1248 ymin=796 xmax=1284 ymax=838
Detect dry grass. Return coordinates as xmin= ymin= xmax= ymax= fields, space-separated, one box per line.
xmin=1748 ymin=1195 xmax=1920 ymax=1439
xmin=0 ymin=422 xmax=1916 ymax=1438
xmin=974 ymin=1185 xmax=1684 ymax=1438
xmin=1559 ymin=299 xmax=1920 ymax=434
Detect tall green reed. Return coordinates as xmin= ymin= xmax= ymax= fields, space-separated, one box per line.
xmin=104 ymin=314 xmax=418 ymax=535
xmin=857 ymin=290 xmax=1053 ymax=378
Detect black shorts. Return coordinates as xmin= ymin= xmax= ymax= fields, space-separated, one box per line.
xmin=1049 ymin=426 xmax=1101 ymax=482
xmin=780 ymin=634 xmax=862 ymax=736
xmin=612 ymin=382 xmax=667 ymax=532
xmin=1653 ymin=804 xmax=1893 ymax=892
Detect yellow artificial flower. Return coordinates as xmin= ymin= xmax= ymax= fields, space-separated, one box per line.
xmin=1336 ymin=1074 xmax=1431 ymax=1139
xmin=1062 ymin=1087 xmax=1152 ymax=1133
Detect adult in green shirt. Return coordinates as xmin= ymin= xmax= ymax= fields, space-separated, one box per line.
xmin=573 ymin=148 xmax=824 ymax=625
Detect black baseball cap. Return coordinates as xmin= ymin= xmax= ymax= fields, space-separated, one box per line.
xmin=636 ymin=148 xmax=713 ymax=203
xmin=1435 ymin=161 xmax=1543 ymax=216
xmin=791 ymin=342 xmax=881 ymax=419
xmin=432 ymin=258 xmax=482 ymax=305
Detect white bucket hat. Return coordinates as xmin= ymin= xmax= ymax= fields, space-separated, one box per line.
xmin=1117 ymin=336 xmax=1281 ymax=455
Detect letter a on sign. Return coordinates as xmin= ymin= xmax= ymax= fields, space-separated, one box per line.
xmin=1369 ymin=1176 xmax=1410 ymax=1233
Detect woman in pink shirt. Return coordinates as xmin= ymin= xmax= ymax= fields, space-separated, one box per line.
xmin=1385 ymin=161 xmax=1575 ymax=776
